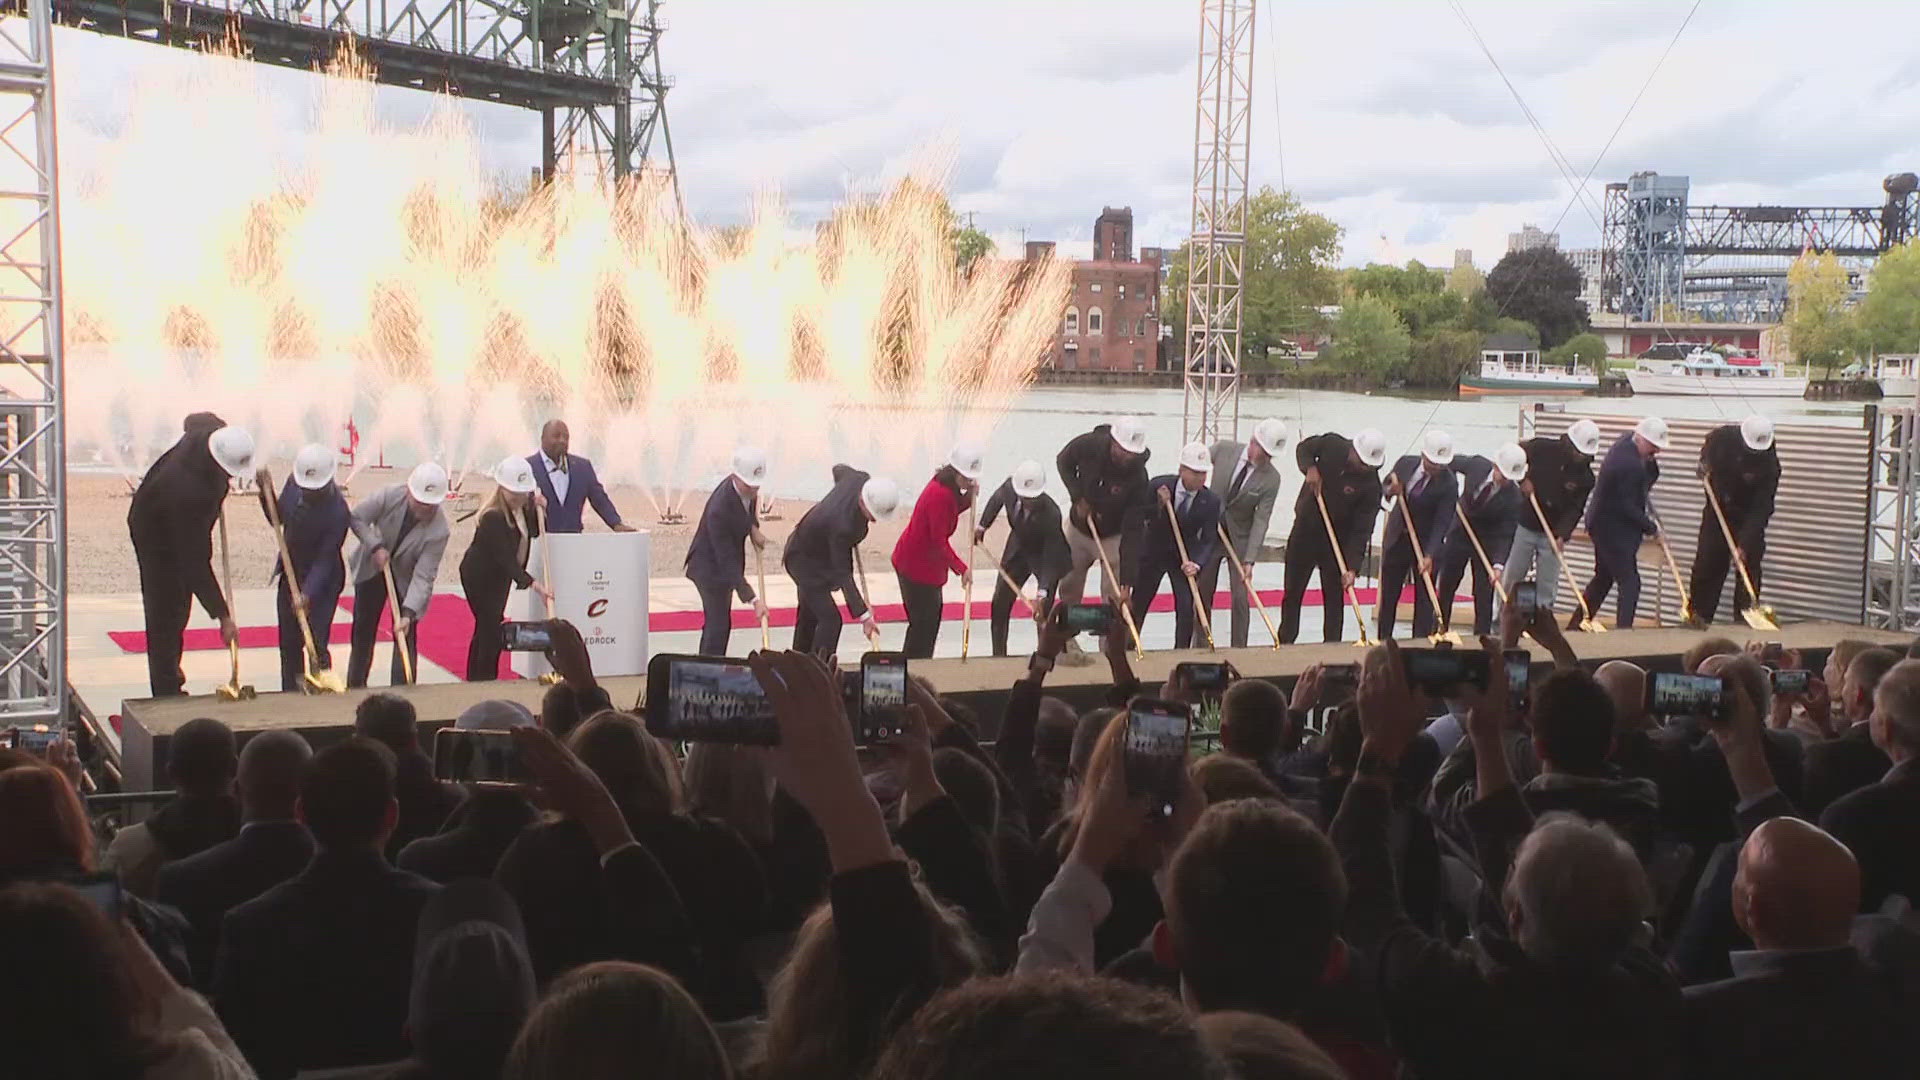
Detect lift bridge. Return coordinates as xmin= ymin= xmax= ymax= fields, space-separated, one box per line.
xmin=43 ymin=0 xmax=678 ymax=184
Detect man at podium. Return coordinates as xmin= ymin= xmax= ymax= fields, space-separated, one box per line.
xmin=528 ymin=420 xmax=637 ymax=535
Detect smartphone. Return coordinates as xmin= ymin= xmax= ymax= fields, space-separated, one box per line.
xmin=1647 ymin=672 xmax=1725 ymax=719
xmin=1173 ymin=661 xmax=1231 ymax=694
xmin=1505 ymin=650 xmax=1531 ymax=715
xmin=860 ymin=653 xmax=909 ymax=744
xmin=67 ymin=872 xmax=123 ymax=922
xmin=645 ymin=653 xmax=779 ymax=745
xmin=1771 ymin=668 xmax=1809 ymax=695
xmin=501 ymin=620 xmax=554 ymax=651
xmin=432 ymin=728 xmax=532 ymax=784
xmin=1512 ymin=580 xmax=1539 ymax=622
xmin=3 ymin=724 xmax=59 ymax=755
xmin=1319 ymin=663 xmax=1360 ymax=688
xmin=1123 ymin=697 xmax=1191 ymax=820
xmin=1059 ymin=602 xmax=1115 ymax=635
xmin=1399 ymin=648 xmax=1492 ymax=693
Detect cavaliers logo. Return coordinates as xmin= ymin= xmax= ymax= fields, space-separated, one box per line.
xmin=587 ymin=599 xmax=609 ymax=618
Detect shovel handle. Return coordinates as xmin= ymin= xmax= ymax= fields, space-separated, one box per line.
xmin=381 ymin=560 xmax=416 ymax=684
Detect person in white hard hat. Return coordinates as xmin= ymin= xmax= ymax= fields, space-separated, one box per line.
xmin=1376 ymin=430 xmax=1462 ymax=640
xmin=890 ymin=442 xmax=986 ymax=658
xmin=1198 ymin=418 xmax=1288 ymax=647
xmin=785 ymin=464 xmax=890 ymax=656
xmin=1279 ymin=428 xmax=1385 ymax=644
xmin=252 ymin=443 xmax=350 ymax=692
xmin=1434 ymin=442 xmax=1526 ymax=637
xmin=685 ymin=446 xmax=772 ymax=656
xmin=974 ymin=459 xmax=1072 ymax=656
xmin=1575 ymin=417 xmax=1667 ymax=629
xmin=1054 ymin=416 xmax=1154 ymax=609
xmin=1501 ymin=420 xmax=1602 ymax=616
xmin=460 ymin=456 xmax=554 ymax=681
xmin=1688 ymin=415 xmax=1782 ymax=626
xmin=345 ymin=461 xmax=453 ymax=687
xmin=528 ymin=419 xmax=636 ymax=535
xmin=1132 ymin=442 xmax=1222 ymax=649
xmin=126 ymin=413 xmax=251 ymax=696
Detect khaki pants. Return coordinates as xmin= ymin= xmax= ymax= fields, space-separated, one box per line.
xmin=1059 ymin=520 xmax=1128 ymax=607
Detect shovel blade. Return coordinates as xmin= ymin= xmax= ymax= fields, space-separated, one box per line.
xmin=1581 ymin=619 xmax=1609 ymax=634
xmin=215 ymin=683 xmax=241 ymax=701
xmin=1741 ymin=607 xmax=1780 ymax=631
xmin=303 ymin=671 xmax=346 ymax=695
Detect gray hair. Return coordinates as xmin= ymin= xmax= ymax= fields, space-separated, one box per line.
xmin=1874 ymin=659 xmax=1920 ymax=754
xmin=1505 ymin=814 xmax=1650 ymax=970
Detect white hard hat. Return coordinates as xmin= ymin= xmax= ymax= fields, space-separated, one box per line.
xmin=1178 ymin=441 xmax=1212 ymax=474
xmin=1252 ymin=417 xmax=1290 ymax=457
xmin=1494 ymin=442 xmax=1529 ymax=482
xmin=292 ymin=443 xmax=337 ymax=490
xmin=493 ymin=455 xmax=537 ymax=495
xmin=1110 ymin=415 xmax=1149 ymax=456
xmin=208 ymin=426 xmax=255 ymax=479
xmin=947 ymin=440 xmax=986 ymax=482
xmin=1566 ymin=418 xmax=1602 ymax=456
xmin=1353 ymin=428 xmax=1387 ymax=468
xmin=861 ymin=477 xmax=900 ymax=520
xmin=1740 ymin=414 xmax=1775 ymax=452
xmin=1420 ymin=429 xmax=1455 ymax=467
xmin=732 ymin=445 xmax=768 ymax=487
xmin=1634 ymin=415 xmax=1671 ymax=450
xmin=1011 ymin=459 xmax=1047 ymax=499
xmin=408 ymin=461 xmax=449 ymax=505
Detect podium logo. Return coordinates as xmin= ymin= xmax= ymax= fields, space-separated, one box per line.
xmin=587 ymin=599 xmax=609 ymax=618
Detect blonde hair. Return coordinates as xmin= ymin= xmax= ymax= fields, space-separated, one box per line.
xmin=567 ymin=711 xmax=683 ymax=821
xmin=683 ymin=743 xmax=774 ymax=846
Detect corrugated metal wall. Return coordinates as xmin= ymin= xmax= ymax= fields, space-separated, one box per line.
xmin=1522 ymin=409 xmax=1873 ymax=626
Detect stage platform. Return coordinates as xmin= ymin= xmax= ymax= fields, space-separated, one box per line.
xmin=114 ymin=619 xmax=1910 ymax=790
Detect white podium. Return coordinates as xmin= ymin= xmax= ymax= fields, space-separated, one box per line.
xmin=511 ymin=531 xmax=651 ymax=679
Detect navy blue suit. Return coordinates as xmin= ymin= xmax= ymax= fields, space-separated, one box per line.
xmin=526 ymin=452 xmax=623 ymax=533
xmin=1437 ymin=455 xmax=1522 ymax=636
xmin=261 ymin=478 xmax=348 ymax=692
xmin=1131 ymin=476 xmax=1219 ymax=648
xmin=685 ymin=476 xmax=761 ymax=655
xmin=1581 ymin=433 xmax=1660 ymax=628
xmin=1377 ymin=456 xmax=1458 ymax=639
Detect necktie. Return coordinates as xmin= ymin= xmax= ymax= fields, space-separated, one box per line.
xmin=1227 ymin=461 xmax=1250 ymax=503
xmin=1177 ymin=490 xmax=1191 ymax=521
xmin=1469 ymin=477 xmax=1494 ymax=510
xmin=1409 ymin=470 xmax=1427 ymax=499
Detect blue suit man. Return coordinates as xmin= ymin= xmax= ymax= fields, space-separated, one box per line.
xmin=258 ymin=446 xmax=349 ymax=692
xmin=1377 ymin=435 xmax=1460 ymax=640
xmin=526 ymin=420 xmax=635 ymax=534
xmin=1130 ymin=444 xmax=1221 ymax=649
xmin=1579 ymin=419 xmax=1666 ymax=629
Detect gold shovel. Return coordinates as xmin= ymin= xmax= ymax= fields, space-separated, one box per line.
xmin=1525 ymin=487 xmax=1606 ymax=633
xmin=1647 ymin=513 xmax=1697 ymax=628
xmin=1216 ymin=521 xmax=1281 ymax=648
xmin=1161 ymin=490 xmax=1216 ymax=650
xmin=1312 ymin=485 xmax=1374 ymax=647
xmin=1392 ymin=475 xmax=1461 ymax=645
xmin=1086 ymin=512 xmax=1146 ymax=660
xmin=381 ymin=560 xmax=417 ymax=685
xmin=754 ymin=542 xmax=772 ymax=651
xmin=213 ymin=507 xmax=256 ymax=701
xmin=961 ymin=503 xmax=977 ymax=660
xmin=1703 ymin=475 xmax=1780 ymax=630
xmin=534 ymin=506 xmax=562 ymax=685
xmin=260 ymin=476 xmax=344 ymax=693
xmin=1451 ymin=500 xmax=1513 ymax=612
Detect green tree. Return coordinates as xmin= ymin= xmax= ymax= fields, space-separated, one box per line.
xmin=1324 ymin=294 xmax=1411 ymax=374
xmin=1546 ymin=331 xmax=1608 ymax=368
xmin=1786 ymin=250 xmax=1860 ymax=374
xmin=1344 ymin=260 xmax=1464 ymax=338
xmin=1406 ymin=327 xmax=1483 ymax=387
xmin=1484 ymin=247 xmax=1589 ymax=347
xmin=1488 ymin=316 xmax=1541 ymax=347
xmin=1162 ymin=186 xmax=1343 ymax=364
xmin=1857 ymin=239 xmax=1920 ymax=353
xmin=1446 ymin=260 xmax=1485 ymax=297
xmin=950 ymin=217 xmax=995 ymax=274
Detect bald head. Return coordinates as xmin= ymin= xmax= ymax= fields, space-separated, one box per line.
xmin=540 ymin=420 xmax=569 ymax=460
xmin=1593 ymin=662 xmax=1648 ymax=731
xmin=238 ymin=730 xmax=313 ymax=822
xmin=1733 ymin=817 xmax=1859 ymax=951
xmin=1871 ymin=658 xmax=1920 ymax=759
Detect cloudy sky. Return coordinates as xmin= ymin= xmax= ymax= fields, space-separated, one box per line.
xmin=57 ymin=0 xmax=1920 ymax=267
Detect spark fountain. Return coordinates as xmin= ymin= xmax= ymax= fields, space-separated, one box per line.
xmin=60 ymin=46 xmax=1071 ymax=514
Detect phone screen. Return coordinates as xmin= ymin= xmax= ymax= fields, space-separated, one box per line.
xmin=8 ymin=725 xmax=58 ymax=756
xmin=645 ymin=654 xmax=779 ymax=745
xmin=1648 ymin=672 xmax=1724 ymax=718
xmin=432 ymin=729 xmax=531 ymax=783
xmin=1505 ymin=650 xmax=1531 ymax=714
xmin=68 ymin=873 xmax=123 ymax=922
xmin=1771 ymin=668 xmax=1809 ymax=695
xmin=1513 ymin=580 xmax=1539 ymax=621
xmin=860 ymin=653 xmax=908 ymax=743
xmin=1400 ymin=648 xmax=1492 ymax=692
xmin=1123 ymin=699 xmax=1191 ymax=819
xmin=1174 ymin=662 xmax=1231 ymax=693
xmin=501 ymin=621 xmax=554 ymax=651
xmin=1062 ymin=602 xmax=1114 ymax=634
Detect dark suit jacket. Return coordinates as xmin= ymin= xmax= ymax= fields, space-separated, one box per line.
xmin=1382 ymin=455 xmax=1458 ymax=558
xmin=261 ymin=478 xmax=348 ymax=601
xmin=1821 ymin=758 xmax=1920 ymax=912
xmin=526 ymin=452 xmax=622 ymax=533
xmin=685 ymin=476 xmax=760 ymax=602
xmin=978 ymin=480 xmax=1072 ymax=587
xmin=1442 ymin=454 xmax=1522 ymax=566
xmin=1698 ymin=424 xmax=1780 ymax=549
xmin=1289 ymin=433 xmax=1382 ymax=566
xmin=396 ymin=786 xmax=538 ymax=884
xmin=1653 ymin=717 xmax=1805 ymax=847
xmin=153 ymin=820 xmax=315 ymax=990
xmin=1586 ymin=432 xmax=1660 ymax=539
xmin=1134 ymin=475 xmax=1220 ymax=572
xmin=127 ymin=428 xmax=232 ymax=619
xmin=1802 ymin=721 xmax=1892 ymax=817
xmin=1682 ymin=946 xmax=1905 ymax=1080
xmin=783 ymin=464 xmax=874 ymax=618
xmin=1056 ymin=424 xmax=1152 ymax=539
xmin=458 ymin=502 xmax=540 ymax=595
xmin=1519 ymin=435 xmax=1595 ymax=540
xmin=214 ymin=847 xmax=440 ymax=1080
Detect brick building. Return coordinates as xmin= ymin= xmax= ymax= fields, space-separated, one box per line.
xmin=1028 ymin=207 xmax=1163 ymax=372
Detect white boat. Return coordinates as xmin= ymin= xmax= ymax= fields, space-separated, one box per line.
xmin=1458 ymin=352 xmax=1599 ymax=396
xmin=1873 ymin=354 xmax=1919 ymax=398
xmin=1626 ymin=349 xmax=1807 ymax=398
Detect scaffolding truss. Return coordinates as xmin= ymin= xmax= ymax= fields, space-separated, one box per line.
xmin=1180 ymin=0 xmax=1253 ymax=446
xmin=1867 ymin=404 xmax=1920 ymax=632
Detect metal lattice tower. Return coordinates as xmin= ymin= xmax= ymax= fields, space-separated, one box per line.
xmin=0 ymin=0 xmax=66 ymax=724
xmin=1601 ymin=172 xmax=1689 ymax=322
xmin=1181 ymin=0 xmax=1253 ymax=446
xmin=1866 ymin=404 xmax=1920 ymax=631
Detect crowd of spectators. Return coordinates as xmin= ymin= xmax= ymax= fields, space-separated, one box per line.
xmin=4 ymin=614 xmax=1920 ymax=1079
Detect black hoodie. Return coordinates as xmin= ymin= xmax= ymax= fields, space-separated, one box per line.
xmin=128 ymin=425 xmax=235 ymax=620
xmin=784 ymin=464 xmax=875 ymax=618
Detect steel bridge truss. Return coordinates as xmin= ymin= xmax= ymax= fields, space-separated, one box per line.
xmin=1181 ymin=0 xmax=1253 ymax=446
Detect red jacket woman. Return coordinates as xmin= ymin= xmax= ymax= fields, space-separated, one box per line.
xmin=891 ymin=446 xmax=985 ymax=657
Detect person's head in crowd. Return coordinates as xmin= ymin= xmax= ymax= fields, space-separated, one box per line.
xmin=504 ymin=961 xmax=729 ymax=1080
xmin=1321 ymin=701 xmax=1363 ymax=779
xmin=1870 ymin=658 xmax=1920 ymax=761
xmin=1166 ymin=799 xmax=1346 ymax=1019
xmin=759 ymin=875 xmax=983 ymax=1080
xmin=1593 ymin=661 xmax=1649 ymax=732
xmin=298 ymin=737 xmax=398 ymax=853
xmin=1699 ymin=653 xmax=1772 ymax=721
xmin=1683 ymin=636 xmax=1741 ymax=675
xmin=931 ymin=747 xmax=999 ymax=836
xmin=1908 ymin=636 xmax=1920 ymax=660
xmin=1219 ymin=679 xmax=1288 ymax=763
xmin=458 ymin=699 xmax=536 ymax=732
xmin=1731 ymin=817 xmax=1858 ymax=954
xmin=1842 ymin=647 xmax=1902 ymax=726
xmin=355 ymin=692 xmax=421 ymax=754
xmin=411 ymin=879 xmax=537 ymax=1079
xmin=0 ymin=761 xmax=91 ymax=878
xmin=236 ymin=730 xmax=312 ymax=823
xmin=1529 ymin=669 xmax=1616 ymax=776
xmin=1190 ymin=754 xmax=1280 ymax=805
xmin=1056 ymin=714 xmax=1170 ymax=865
xmin=568 ymin=712 xmax=682 ymax=823
xmin=683 ymin=742 xmax=775 ymax=847
xmin=1068 ymin=707 xmax=1119 ymax=785
xmin=1194 ymin=1011 xmax=1347 ymax=1080
xmin=539 ymin=681 xmax=594 ymax=741
xmin=1035 ymin=696 xmax=1079 ymax=772
xmin=1825 ymin=638 xmax=1873 ymax=704
xmin=867 ymin=971 xmax=1226 ymax=1080
xmin=1504 ymin=814 xmax=1651 ymax=970
xmin=167 ymin=716 xmax=238 ymax=799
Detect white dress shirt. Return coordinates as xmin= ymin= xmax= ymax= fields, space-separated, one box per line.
xmin=543 ymin=454 xmax=571 ymax=505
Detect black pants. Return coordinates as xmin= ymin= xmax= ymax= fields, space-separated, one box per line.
xmin=1433 ymin=545 xmax=1496 ymax=636
xmin=695 ymin=579 xmax=738 ymax=657
xmin=275 ymin=580 xmax=341 ymax=692
xmin=1688 ymin=511 xmax=1765 ymax=624
xmin=1279 ymin=536 xmax=1347 ymax=644
xmin=990 ymin=554 xmax=1056 ymax=656
xmin=1376 ymin=539 xmax=1438 ymax=640
xmin=136 ymin=548 xmax=194 ymax=697
xmin=1580 ymin=527 xmax=1645 ymax=629
xmin=463 ymin=578 xmax=510 ymax=682
xmin=791 ymin=583 xmax=844 ymax=659
xmin=898 ymin=573 xmax=945 ymax=659
xmin=347 ymin=576 xmax=420 ymax=687
xmin=1134 ymin=558 xmax=1204 ymax=649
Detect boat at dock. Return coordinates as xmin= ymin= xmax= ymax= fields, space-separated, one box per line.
xmin=1625 ymin=347 xmax=1807 ymax=398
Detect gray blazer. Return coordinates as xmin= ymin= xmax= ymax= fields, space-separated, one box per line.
xmin=347 ymin=483 xmax=450 ymax=618
xmin=1210 ymin=440 xmax=1281 ymax=562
